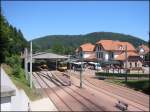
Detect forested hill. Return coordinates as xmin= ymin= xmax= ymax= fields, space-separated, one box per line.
xmin=0 ymin=13 xmax=28 ymax=63
xmin=32 ymin=32 xmax=148 ymax=54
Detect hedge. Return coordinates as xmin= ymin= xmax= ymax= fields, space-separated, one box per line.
xmin=95 ymin=72 xmax=149 ymax=78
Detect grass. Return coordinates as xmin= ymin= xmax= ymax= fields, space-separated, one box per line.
xmin=105 ymin=79 xmax=149 ymax=95
xmin=2 ymin=64 xmax=42 ymax=101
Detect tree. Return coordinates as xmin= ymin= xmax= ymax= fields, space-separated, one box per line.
xmin=0 ymin=12 xmax=28 ymax=63
xmin=51 ymin=42 xmax=64 ymax=54
xmin=0 ymin=14 xmax=10 ymax=63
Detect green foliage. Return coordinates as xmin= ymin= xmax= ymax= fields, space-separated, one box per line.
xmin=145 ymin=52 xmax=150 ymax=61
xmin=0 ymin=13 xmax=28 ymax=63
xmin=51 ymin=42 xmax=64 ymax=54
xmin=2 ymin=63 xmax=42 ymax=100
xmin=95 ymin=72 xmax=149 ymax=78
xmin=106 ymin=79 xmax=149 ymax=94
xmin=32 ymin=32 xmax=148 ymax=55
xmin=122 ymin=80 xmax=149 ymax=94
xmin=11 ymin=77 xmax=42 ymax=101
xmin=6 ymin=55 xmax=25 ymax=79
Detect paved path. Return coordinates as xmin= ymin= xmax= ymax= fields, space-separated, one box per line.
xmin=31 ymin=97 xmax=57 ymax=111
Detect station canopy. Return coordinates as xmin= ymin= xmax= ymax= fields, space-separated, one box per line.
xmin=32 ymin=52 xmax=68 ymax=60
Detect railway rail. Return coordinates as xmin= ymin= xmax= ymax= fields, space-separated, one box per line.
xmin=34 ymin=71 xmax=106 ymax=111
xmin=47 ymin=71 xmax=146 ymax=111
xmin=69 ymin=71 xmax=149 ymax=111
xmin=49 ymin=71 xmax=106 ymax=111
xmin=33 ymin=72 xmax=72 ymax=111
xmin=32 ymin=70 xmax=149 ymax=111
xmin=39 ymin=71 xmax=106 ymax=111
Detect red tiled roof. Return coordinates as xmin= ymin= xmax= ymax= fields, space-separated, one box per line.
xmin=115 ymin=51 xmax=139 ymax=61
xmin=96 ymin=40 xmax=136 ymax=51
xmin=80 ymin=43 xmax=95 ymax=52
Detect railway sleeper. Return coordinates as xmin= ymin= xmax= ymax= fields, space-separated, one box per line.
xmin=46 ymin=74 xmax=62 ymax=86
xmin=52 ymin=73 xmax=70 ymax=86
xmin=116 ymin=100 xmax=128 ymax=111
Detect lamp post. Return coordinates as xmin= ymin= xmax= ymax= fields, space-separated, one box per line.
xmin=30 ymin=41 xmax=32 ymax=88
xmin=125 ymin=45 xmax=128 ymax=83
xmin=80 ymin=51 xmax=83 ymax=88
xmin=69 ymin=55 xmax=71 ymax=76
xmin=24 ymin=48 xmax=28 ymax=80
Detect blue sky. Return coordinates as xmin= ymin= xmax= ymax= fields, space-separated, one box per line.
xmin=1 ymin=1 xmax=149 ymax=41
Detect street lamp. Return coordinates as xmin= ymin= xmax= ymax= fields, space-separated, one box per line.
xmin=80 ymin=51 xmax=83 ymax=88
xmin=69 ymin=55 xmax=71 ymax=76
xmin=124 ymin=45 xmax=128 ymax=83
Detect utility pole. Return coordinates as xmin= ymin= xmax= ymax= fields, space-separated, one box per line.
xmin=56 ymin=59 xmax=57 ymax=71
xmin=30 ymin=41 xmax=32 ymax=88
xmin=69 ymin=55 xmax=71 ymax=86
xmin=24 ymin=48 xmax=28 ymax=80
xmin=69 ymin=55 xmax=71 ymax=76
xmin=125 ymin=45 xmax=128 ymax=83
xmin=80 ymin=51 xmax=83 ymax=88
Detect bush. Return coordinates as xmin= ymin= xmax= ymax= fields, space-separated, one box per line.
xmin=142 ymin=81 xmax=150 ymax=94
xmin=5 ymin=55 xmax=25 ymax=79
xmin=12 ymin=64 xmax=22 ymax=78
xmin=122 ymin=80 xmax=150 ymax=94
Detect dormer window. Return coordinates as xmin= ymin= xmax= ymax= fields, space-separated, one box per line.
xmin=96 ymin=45 xmax=102 ymax=51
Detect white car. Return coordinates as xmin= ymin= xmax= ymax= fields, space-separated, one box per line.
xmin=88 ymin=62 xmax=101 ymax=70
xmin=95 ymin=63 xmax=102 ymax=70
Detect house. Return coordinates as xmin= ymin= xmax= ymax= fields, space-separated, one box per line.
xmin=95 ymin=40 xmax=136 ymax=61
xmin=115 ymin=51 xmax=143 ymax=68
xmin=75 ymin=43 xmax=95 ymax=61
xmin=95 ymin=40 xmax=142 ymax=68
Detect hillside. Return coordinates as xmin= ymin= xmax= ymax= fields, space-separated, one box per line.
xmin=32 ymin=32 xmax=148 ymax=55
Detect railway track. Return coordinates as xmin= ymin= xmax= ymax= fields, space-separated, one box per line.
xmin=48 ymin=71 xmax=107 ymax=111
xmin=49 ymin=71 xmax=145 ymax=111
xmin=35 ymin=71 xmax=106 ymax=111
xmin=85 ymin=76 xmax=148 ymax=101
xmin=70 ymin=71 xmax=149 ymax=103
xmin=69 ymin=71 xmax=149 ymax=111
xmin=33 ymin=72 xmax=72 ymax=111
xmin=85 ymin=76 xmax=149 ymax=108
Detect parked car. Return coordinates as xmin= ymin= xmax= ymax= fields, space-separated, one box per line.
xmin=88 ymin=62 xmax=101 ymax=70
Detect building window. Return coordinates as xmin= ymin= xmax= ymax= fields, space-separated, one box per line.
xmin=96 ymin=46 xmax=99 ymax=51
xmin=100 ymin=52 xmax=103 ymax=59
xmin=96 ymin=52 xmax=99 ymax=58
xmin=99 ymin=46 xmax=102 ymax=51
xmin=130 ymin=62 xmax=132 ymax=68
xmin=97 ymin=45 xmax=102 ymax=51
xmin=96 ymin=53 xmax=98 ymax=58
xmin=109 ymin=52 xmax=114 ymax=59
xmin=98 ymin=46 xmax=100 ymax=51
xmin=135 ymin=62 xmax=137 ymax=67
